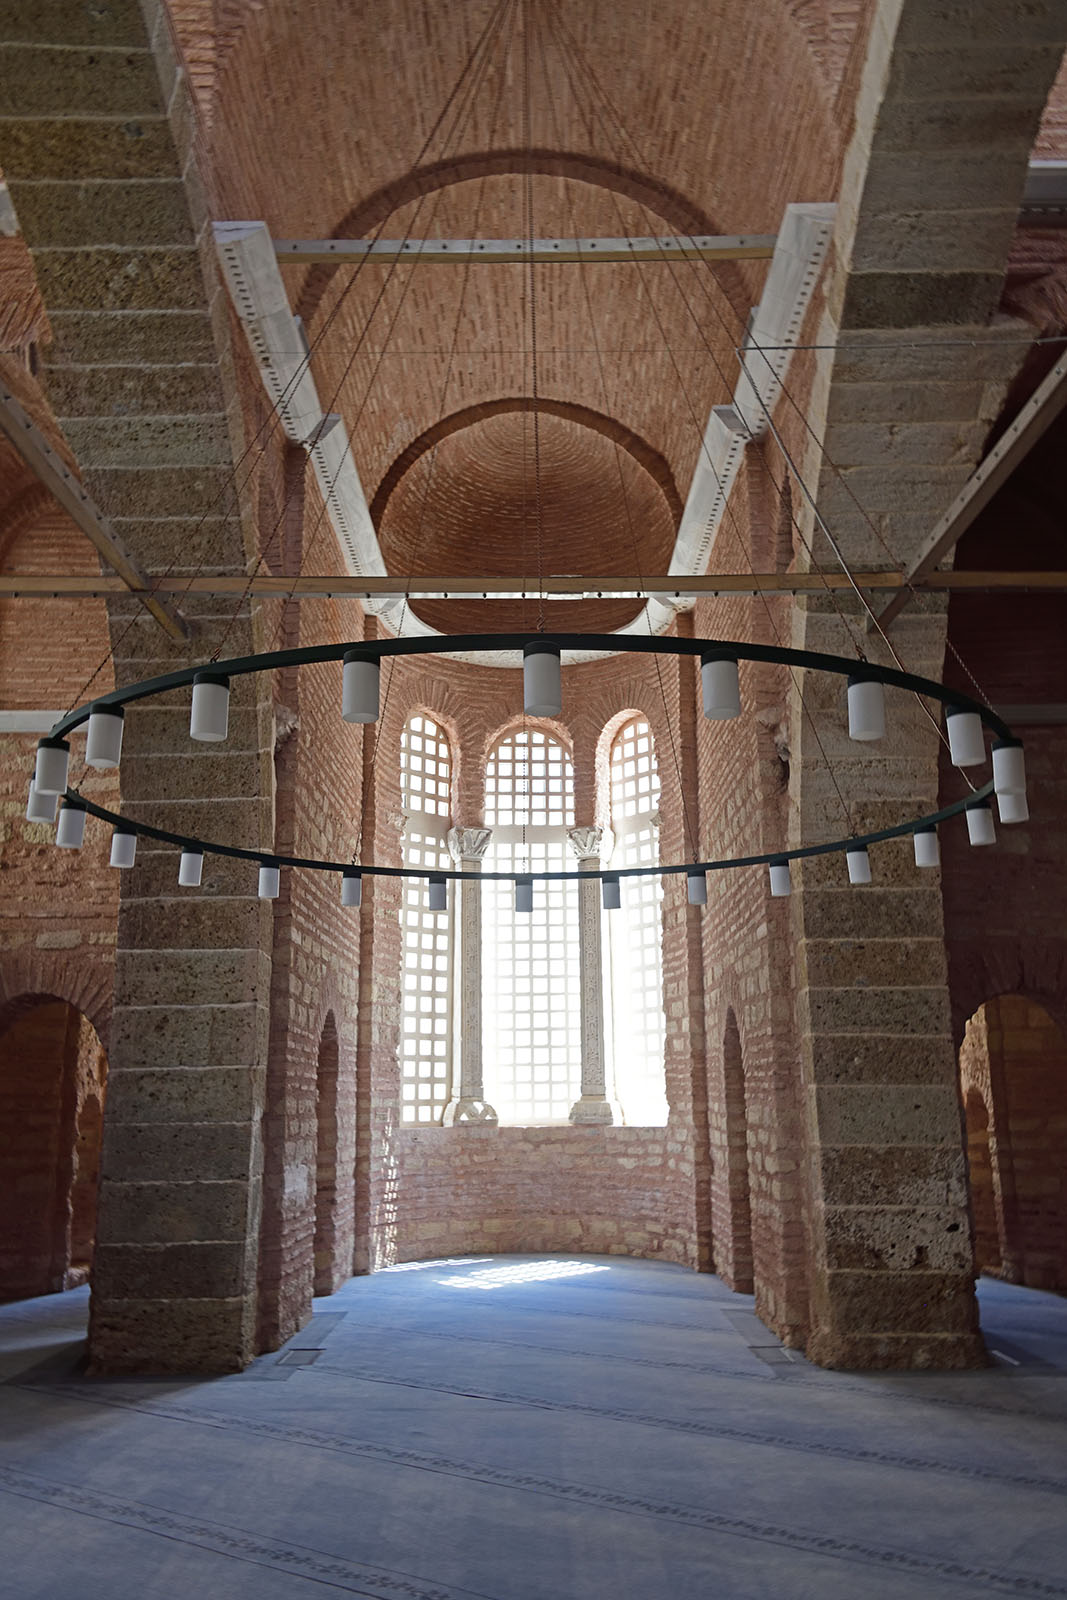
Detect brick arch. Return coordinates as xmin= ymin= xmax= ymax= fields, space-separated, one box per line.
xmin=0 ymin=955 xmax=111 ymax=1048
xmin=295 ymin=147 xmax=749 ymax=328
xmin=0 ymin=478 xmax=52 ymax=568
xmin=950 ymin=954 xmax=1067 ymax=1050
xmin=370 ymin=395 xmax=683 ymax=532
xmin=484 ymin=715 xmax=575 ymax=770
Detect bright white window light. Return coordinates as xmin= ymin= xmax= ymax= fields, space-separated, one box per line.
xmin=966 ymin=802 xmax=996 ymax=846
xmin=687 ymin=867 xmax=707 ymax=904
xmin=258 ymin=863 xmax=280 ymax=899
xmin=110 ymin=827 xmax=137 ymax=869
xmin=602 ymin=874 xmax=621 ymax=910
xmin=85 ymin=705 xmax=124 ymax=768
xmin=400 ymin=714 xmax=453 ymax=1126
xmin=523 ymin=640 xmax=562 ymax=717
xmin=514 ymin=876 xmax=533 ymax=913
xmin=190 ymin=673 xmax=230 ymax=742
xmin=484 ymin=727 xmax=579 ymax=1125
xmin=607 ymin=717 xmax=666 ymax=1126
xmin=178 ymin=848 xmax=204 ymax=886
xmin=768 ymin=859 xmax=791 ymax=896
xmin=997 ymin=791 xmax=1030 ymax=825
xmin=342 ymin=649 xmax=379 ymax=723
xmin=427 ymin=873 xmax=447 ymax=912
xmin=34 ymin=736 xmax=70 ymax=795
xmin=846 ymin=846 xmax=871 ymax=884
xmin=26 ymin=783 xmax=58 ymax=824
xmin=341 ymin=868 xmax=362 ymax=906
xmin=847 ymin=676 xmax=885 ymax=742
xmin=992 ymin=740 xmax=1026 ymax=797
xmin=946 ymin=706 xmax=985 ymax=768
xmin=55 ymin=800 xmax=86 ymax=849
xmin=913 ymin=827 xmax=940 ymax=868
xmin=700 ymin=653 xmax=740 ymax=720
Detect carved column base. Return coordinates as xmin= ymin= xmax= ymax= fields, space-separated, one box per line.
xmin=568 ymin=1094 xmax=619 ymax=1126
xmin=443 ymin=1097 xmax=498 ymax=1125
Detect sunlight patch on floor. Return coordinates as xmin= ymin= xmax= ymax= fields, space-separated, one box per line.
xmin=435 ymin=1260 xmax=613 ymax=1290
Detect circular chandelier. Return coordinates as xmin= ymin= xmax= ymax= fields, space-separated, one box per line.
xmin=24 ymin=632 xmax=1027 ymax=912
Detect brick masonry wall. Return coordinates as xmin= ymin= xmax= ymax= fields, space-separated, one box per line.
xmin=389 ymin=1126 xmax=691 ymax=1265
xmin=959 ymin=996 xmax=1067 ymax=1291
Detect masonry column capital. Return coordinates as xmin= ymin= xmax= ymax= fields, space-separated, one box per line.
xmin=447 ymin=825 xmax=492 ymax=863
xmin=567 ymin=824 xmax=604 ymax=863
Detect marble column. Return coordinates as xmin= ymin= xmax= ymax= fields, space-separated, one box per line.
xmin=443 ymin=827 xmax=497 ymax=1125
xmin=567 ymin=826 xmax=618 ymax=1125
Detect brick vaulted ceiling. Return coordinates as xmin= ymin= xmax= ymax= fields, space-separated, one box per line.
xmin=185 ymin=0 xmax=851 ymax=633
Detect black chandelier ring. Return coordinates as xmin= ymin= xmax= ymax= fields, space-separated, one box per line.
xmin=31 ymin=633 xmax=1022 ymax=896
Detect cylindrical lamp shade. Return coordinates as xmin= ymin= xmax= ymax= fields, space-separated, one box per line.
xmin=427 ymin=874 xmax=448 ymax=912
xmin=523 ymin=641 xmax=562 ymax=717
xmin=913 ymin=827 xmax=940 ymax=869
xmin=946 ymin=706 xmax=985 ymax=768
xmin=55 ymin=801 xmax=86 ymax=849
xmin=768 ymin=859 xmax=791 ymax=897
xmin=342 ymin=651 xmax=380 ymax=723
xmin=701 ymin=654 xmax=740 ymax=720
xmin=998 ymin=791 xmax=1030 ymax=825
xmin=687 ymin=868 xmax=707 ymax=905
xmin=602 ymin=874 xmax=621 ymax=910
xmin=846 ymin=846 xmax=871 ymax=885
xmin=110 ymin=828 xmax=137 ymax=869
xmin=515 ymin=877 xmax=534 ymax=914
xmin=992 ymin=740 xmax=1026 ymax=797
xmin=258 ymin=864 xmax=280 ymax=899
xmin=178 ymin=849 xmax=204 ymax=886
xmin=34 ymin=737 xmax=70 ymax=795
xmin=847 ymin=677 xmax=885 ymax=742
xmin=341 ymin=868 xmax=362 ymax=907
xmin=966 ymin=803 xmax=996 ymax=846
xmin=26 ymin=784 xmax=59 ymax=824
xmin=190 ymin=673 xmax=230 ymax=742
xmin=85 ymin=705 xmax=124 ymax=769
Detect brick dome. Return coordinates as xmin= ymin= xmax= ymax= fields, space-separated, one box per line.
xmin=375 ymin=402 xmax=679 ymax=632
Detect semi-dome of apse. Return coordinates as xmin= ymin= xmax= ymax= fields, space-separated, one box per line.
xmin=374 ymin=403 xmax=679 ymax=634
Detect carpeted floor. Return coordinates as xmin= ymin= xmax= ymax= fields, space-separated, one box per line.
xmin=1 ymin=1255 xmax=1065 ymax=1599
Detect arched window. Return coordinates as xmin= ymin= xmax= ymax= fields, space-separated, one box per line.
xmin=483 ymin=729 xmax=580 ymax=1123
xmin=607 ymin=718 xmax=667 ymax=1125
xmin=400 ymin=714 xmax=453 ymax=1124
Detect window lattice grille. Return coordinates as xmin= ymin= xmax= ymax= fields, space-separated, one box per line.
xmin=484 ymin=729 xmax=580 ymax=1122
xmin=608 ymin=719 xmax=668 ymax=1125
xmin=400 ymin=715 xmax=453 ymax=1125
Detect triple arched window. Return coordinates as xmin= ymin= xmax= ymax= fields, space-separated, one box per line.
xmin=397 ymin=714 xmax=666 ymax=1126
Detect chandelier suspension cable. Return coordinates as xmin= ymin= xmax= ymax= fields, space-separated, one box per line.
xmin=533 ymin=15 xmax=700 ymax=864
xmin=354 ymin=0 xmax=522 ymax=866
xmin=548 ymin=4 xmax=996 ymax=733
xmin=210 ymin=0 xmax=517 ymax=668
xmin=543 ymin=1 xmax=870 ymax=668
xmin=542 ymin=0 xmax=976 ymax=791
xmin=60 ymin=1 xmax=516 ymax=724
xmin=522 ymin=0 xmax=548 ymax=636
xmin=544 ymin=5 xmax=857 ymax=841
xmin=272 ymin=0 xmax=517 ymax=658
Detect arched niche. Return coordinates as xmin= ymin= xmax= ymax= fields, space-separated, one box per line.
xmin=0 ymin=994 xmax=108 ymax=1302
xmin=958 ymin=995 xmax=1067 ymax=1291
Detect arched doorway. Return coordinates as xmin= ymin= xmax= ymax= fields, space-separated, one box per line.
xmin=720 ymin=1009 xmax=755 ymax=1294
xmin=0 ymin=995 xmax=108 ymax=1301
xmin=313 ymin=1012 xmax=341 ymax=1296
xmin=959 ymin=995 xmax=1067 ymax=1290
